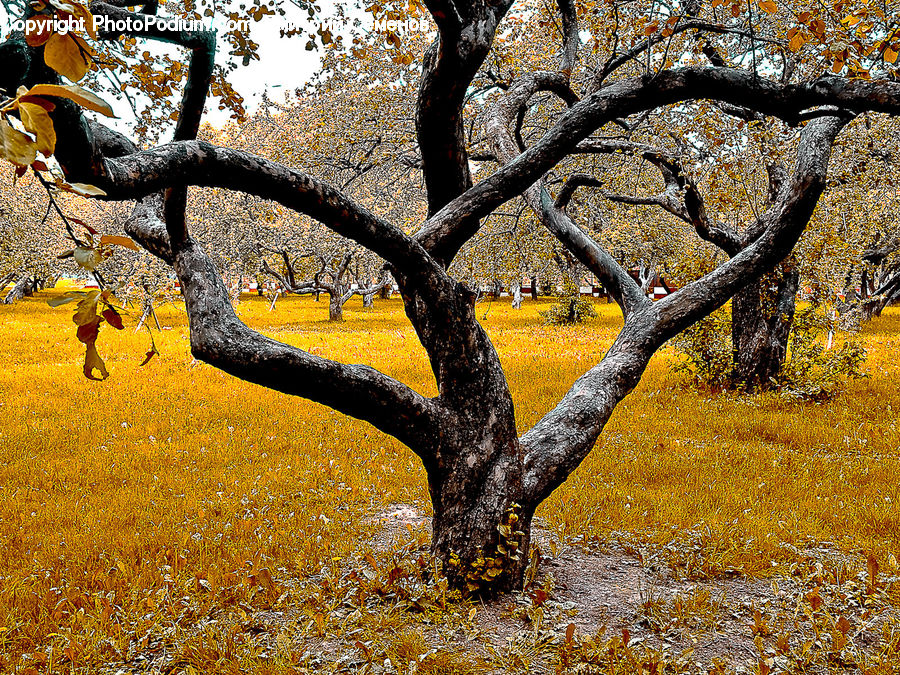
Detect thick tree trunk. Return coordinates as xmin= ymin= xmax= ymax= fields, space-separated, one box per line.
xmin=328 ymin=294 xmax=343 ymax=321
xmin=429 ymin=450 xmax=531 ymax=595
xmin=731 ymin=264 xmax=799 ymax=389
xmin=424 ymin=389 xmax=531 ymax=595
xmin=530 ymin=276 xmax=538 ymax=300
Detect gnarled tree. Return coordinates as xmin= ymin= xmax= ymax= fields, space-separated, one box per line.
xmin=1 ymin=0 xmax=899 ymax=594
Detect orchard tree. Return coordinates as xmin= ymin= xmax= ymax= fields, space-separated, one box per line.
xmin=258 ymin=237 xmax=390 ymax=320
xmin=231 ymin=64 xmax=422 ymax=317
xmin=2 ymin=0 xmax=900 ymax=595
xmin=579 ymin=132 xmax=813 ymax=388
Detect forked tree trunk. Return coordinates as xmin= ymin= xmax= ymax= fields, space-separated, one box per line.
xmin=731 ymin=263 xmax=799 ymax=389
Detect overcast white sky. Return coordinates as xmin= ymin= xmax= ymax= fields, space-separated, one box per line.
xmin=104 ymin=4 xmax=435 ymax=131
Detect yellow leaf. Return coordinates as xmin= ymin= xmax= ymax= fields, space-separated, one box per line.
xmin=84 ymin=342 xmax=109 ymax=380
xmin=0 ymin=117 xmax=37 ymax=167
xmin=99 ymin=235 xmax=139 ymax=250
xmin=62 ymin=182 xmax=107 ymax=196
xmin=73 ymin=290 xmax=100 ymax=325
xmin=758 ymin=0 xmax=777 ymax=14
xmin=44 ymin=32 xmax=91 ymax=82
xmin=22 ymin=84 xmax=113 ymax=117
xmin=70 ymin=2 xmax=98 ymax=39
xmin=18 ymin=102 xmax=56 ymax=155
xmin=885 ymin=47 xmax=899 ymax=64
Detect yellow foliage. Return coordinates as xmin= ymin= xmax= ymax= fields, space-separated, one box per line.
xmin=0 ymin=293 xmax=897 ymax=671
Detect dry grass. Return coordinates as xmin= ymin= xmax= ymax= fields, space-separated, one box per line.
xmin=0 ymin=291 xmax=897 ymax=673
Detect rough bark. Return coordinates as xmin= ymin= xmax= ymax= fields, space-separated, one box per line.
xmin=3 ymin=274 xmax=33 ymax=304
xmin=731 ymin=263 xmax=799 ymax=388
xmin=329 ymin=294 xmax=344 ymax=322
xmin=594 ymin=140 xmax=806 ymax=389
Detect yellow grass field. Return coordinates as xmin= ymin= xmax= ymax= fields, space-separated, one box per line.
xmin=0 ymin=291 xmax=897 ymax=673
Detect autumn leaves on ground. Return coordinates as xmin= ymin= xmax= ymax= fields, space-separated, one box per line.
xmin=0 ymin=292 xmax=898 ymax=674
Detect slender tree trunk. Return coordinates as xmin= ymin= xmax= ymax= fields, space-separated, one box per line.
xmin=0 ymin=271 xmax=16 ymax=290
xmin=135 ymin=301 xmax=152 ymax=332
xmin=731 ymin=263 xmax=799 ymax=389
xmin=530 ymin=276 xmax=538 ymax=300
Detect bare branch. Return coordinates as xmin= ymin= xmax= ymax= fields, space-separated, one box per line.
xmin=554 ymin=173 xmax=603 ymax=210
xmin=168 ymin=236 xmax=443 ymax=456
xmin=416 ymin=68 xmax=900 ymax=263
xmin=520 ymin=116 xmax=851 ymax=506
xmin=480 ymin=71 xmax=648 ymax=318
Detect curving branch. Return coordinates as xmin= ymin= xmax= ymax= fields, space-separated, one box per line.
xmin=416 ymin=68 xmax=900 ymax=266
xmin=79 ymin=142 xmax=442 ymax=283
xmin=520 ymin=115 xmax=850 ymax=505
xmin=416 ymin=0 xmax=515 ymax=264
xmin=575 ymin=138 xmax=743 ymax=255
xmin=168 ymin=234 xmax=443 ymax=455
xmin=590 ymin=20 xmax=764 ymax=90
xmin=554 ymin=173 xmax=603 ymax=210
xmin=482 ymin=71 xmax=648 ymax=319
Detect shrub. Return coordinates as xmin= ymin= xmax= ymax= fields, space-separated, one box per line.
xmin=670 ymin=308 xmax=734 ymax=390
xmin=776 ymin=305 xmax=868 ymax=402
xmin=672 ymin=304 xmax=867 ymax=401
xmin=540 ymin=278 xmax=598 ymax=325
